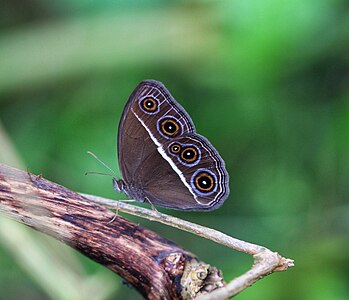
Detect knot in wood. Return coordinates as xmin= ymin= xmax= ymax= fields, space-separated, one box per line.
xmin=180 ymin=259 xmax=225 ymax=299
xmin=163 ymin=252 xmax=185 ymax=278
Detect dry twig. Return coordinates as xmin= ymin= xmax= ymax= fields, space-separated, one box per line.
xmin=83 ymin=194 xmax=294 ymax=299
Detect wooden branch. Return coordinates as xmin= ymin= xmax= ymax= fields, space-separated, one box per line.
xmin=0 ymin=164 xmax=224 ymax=299
xmin=0 ymin=163 xmax=294 ymax=299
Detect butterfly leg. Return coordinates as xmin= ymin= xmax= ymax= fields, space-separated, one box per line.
xmin=106 ymin=199 xmax=137 ymax=224
xmin=145 ymin=197 xmax=159 ymax=213
xmin=107 ymin=209 xmax=119 ymax=224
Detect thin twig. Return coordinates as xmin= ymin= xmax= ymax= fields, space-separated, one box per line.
xmin=81 ymin=193 xmax=295 ymax=299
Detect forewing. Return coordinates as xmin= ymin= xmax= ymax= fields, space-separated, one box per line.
xmin=117 ymin=79 xmax=195 ymax=187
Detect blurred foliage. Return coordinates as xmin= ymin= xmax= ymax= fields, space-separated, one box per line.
xmin=0 ymin=0 xmax=348 ymax=299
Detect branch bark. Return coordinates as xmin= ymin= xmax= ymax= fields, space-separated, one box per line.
xmin=0 ymin=163 xmax=294 ymax=299
xmin=0 ymin=164 xmax=224 ymax=299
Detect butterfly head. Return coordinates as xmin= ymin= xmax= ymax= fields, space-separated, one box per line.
xmin=112 ymin=178 xmax=125 ymax=193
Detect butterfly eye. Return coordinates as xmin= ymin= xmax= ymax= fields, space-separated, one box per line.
xmin=140 ymin=97 xmax=159 ymax=113
xmin=180 ymin=146 xmax=199 ymax=163
xmin=158 ymin=117 xmax=182 ymax=138
xmin=193 ymin=171 xmax=215 ymax=193
xmin=169 ymin=143 xmax=181 ymax=154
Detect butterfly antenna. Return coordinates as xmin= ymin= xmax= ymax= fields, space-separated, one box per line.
xmin=87 ymin=151 xmax=117 ymax=177
xmin=85 ymin=171 xmax=113 ymax=177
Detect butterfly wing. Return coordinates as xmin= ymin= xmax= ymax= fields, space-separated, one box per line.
xmin=134 ymin=145 xmax=203 ymax=210
xmin=117 ymin=80 xmax=195 ymax=186
xmin=117 ymin=80 xmax=229 ymax=210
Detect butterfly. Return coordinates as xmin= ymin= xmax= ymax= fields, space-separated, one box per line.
xmin=113 ymin=80 xmax=229 ymax=211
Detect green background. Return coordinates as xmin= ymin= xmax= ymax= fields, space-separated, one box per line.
xmin=0 ymin=1 xmax=348 ymax=299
